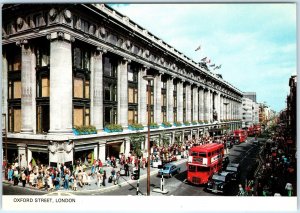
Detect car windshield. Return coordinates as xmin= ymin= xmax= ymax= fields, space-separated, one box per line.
xmin=212 ymin=175 xmax=225 ymax=182
xmin=226 ymin=167 xmax=237 ymax=172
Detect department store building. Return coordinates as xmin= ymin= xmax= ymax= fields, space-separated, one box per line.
xmin=2 ymin=4 xmax=243 ymax=167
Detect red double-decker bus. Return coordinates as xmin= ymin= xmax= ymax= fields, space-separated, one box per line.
xmin=233 ymin=129 xmax=248 ymax=143
xmin=187 ymin=143 xmax=224 ymax=185
xmin=253 ymin=124 xmax=261 ymax=135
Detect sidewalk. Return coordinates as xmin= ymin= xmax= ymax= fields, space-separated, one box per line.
xmin=3 ymin=158 xmax=187 ymax=194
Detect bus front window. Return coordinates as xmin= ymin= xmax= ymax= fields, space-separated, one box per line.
xmin=199 ymin=152 xmax=206 ymax=157
xmin=189 ymin=165 xmax=196 ymax=172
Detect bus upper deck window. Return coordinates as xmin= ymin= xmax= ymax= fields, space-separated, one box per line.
xmin=208 ymin=152 xmax=211 ymax=157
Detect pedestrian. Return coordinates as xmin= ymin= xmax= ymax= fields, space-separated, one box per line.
xmin=47 ymin=175 xmax=54 ymax=191
xmin=124 ymin=162 xmax=129 ymax=176
xmin=285 ymin=182 xmax=293 ymax=196
xmin=72 ymin=177 xmax=77 ymax=191
xmin=102 ymin=170 xmax=106 ymax=186
xmin=97 ymin=171 xmax=102 ymax=187
xmin=8 ymin=167 xmax=13 ymax=182
xmin=64 ymin=171 xmax=69 ymax=190
xmin=21 ymin=171 xmax=26 ymax=187
xmin=114 ymin=171 xmax=120 ymax=185
xmin=238 ymin=184 xmax=246 ymax=196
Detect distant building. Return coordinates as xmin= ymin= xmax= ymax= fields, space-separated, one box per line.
xmin=243 ymin=92 xmax=256 ymax=103
xmin=287 ymin=75 xmax=297 ymax=141
xmin=242 ymin=93 xmax=259 ymax=128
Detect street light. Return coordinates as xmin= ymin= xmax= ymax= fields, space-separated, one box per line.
xmin=143 ymin=74 xmax=154 ymax=196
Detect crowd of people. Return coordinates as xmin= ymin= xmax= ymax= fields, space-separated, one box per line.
xmin=254 ymin=135 xmax=296 ymax=196
xmin=7 ymin=159 xmax=115 ymax=191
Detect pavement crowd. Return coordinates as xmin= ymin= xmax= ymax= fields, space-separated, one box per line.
xmin=238 ymin=134 xmax=296 ymax=197
xmin=2 ymin=134 xmax=232 ymax=194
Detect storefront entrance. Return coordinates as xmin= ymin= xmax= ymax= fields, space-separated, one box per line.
xmin=31 ymin=151 xmax=49 ymax=166
xmin=106 ymin=142 xmax=122 ymax=159
xmin=74 ymin=149 xmax=94 ymax=166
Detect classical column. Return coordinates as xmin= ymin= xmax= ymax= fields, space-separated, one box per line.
xmin=186 ymin=83 xmax=191 ymax=122
xmin=154 ymin=73 xmax=162 ymax=124
xmin=217 ymin=92 xmax=221 ymax=122
xmin=220 ymin=95 xmax=223 ymax=121
xmin=193 ymin=86 xmax=198 ymax=122
xmin=48 ymin=32 xmax=73 ymax=134
xmin=206 ymin=89 xmax=211 ymax=122
xmin=118 ymin=58 xmax=129 ymax=128
xmin=92 ymin=47 xmax=106 ymax=131
xmin=2 ymin=49 xmax=8 ymax=126
xmin=177 ymin=80 xmax=183 ymax=123
xmin=203 ymin=89 xmax=208 ymax=122
xmin=198 ymin=87 xmax=204 ymax=122
xmin=210 ymin=91 xmax=214 ymax=122
xmin=167 ymin=76 xmax=174 ymax=123
xmin=20 ymin=40 xmax=34 ymax=133
xmin=138 ymin=67 xmax=147 ymax=126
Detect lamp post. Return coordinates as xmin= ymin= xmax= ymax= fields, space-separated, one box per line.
xmin=143 ymin=74 xmax=154 ymax=196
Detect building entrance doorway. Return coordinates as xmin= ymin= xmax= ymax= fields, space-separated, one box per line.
xmin=106 ymin=142 xmax=122 ymax=159
xmin=31 ymin=151 xmax=49 ymax=166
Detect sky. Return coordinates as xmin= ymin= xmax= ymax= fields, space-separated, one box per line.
xmin=110 ymin=3 xmax=297 ymax=113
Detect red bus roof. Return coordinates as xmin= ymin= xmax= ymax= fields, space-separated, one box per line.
xmin=190 ymin=143 xmax=223 ymax=152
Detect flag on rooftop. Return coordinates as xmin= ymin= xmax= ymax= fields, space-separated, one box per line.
xmin=214 ymin=64 xmax=222 ymax=70
xmin=195 ymin=45 xmax=201 ymax=51
xmin=201 ymin=57 xmax=207 ymax=62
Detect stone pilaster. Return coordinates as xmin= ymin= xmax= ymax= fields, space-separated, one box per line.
xmin=118 ymin=58 xmax=129 ymax=128
xmin=193 ymin=86 xmax=198 ymax=122
xmin=48 ymin=32 xmax=73 ymax=134
xmin=138 ymin=67 xmax=147 ymax=126
xmin=20 ymin=40 xmax=34 ymax=133
xmin=154 ymin=74 xmax=162 ymax=124
xmin=210 ymin=91 xmax=214 ymax=122
xmin=217 ymin=92 xmax=221 ymax=122
xmin=177 ymin=81 xmax=183 ymax=123
xmin=167 ymin=76 xmax=174 ymax=123
xmin=2 ymin=50 xmax=8 ymax=124
xmin=198 ymin=88 xmax=204 ymax=122
xmin=220 ymin=95 xmax=223 ymax=121
xmin=186 ymin=84 xmax=191 ymax=122
xmin=92 ymin=47 xmax=106 ymax=131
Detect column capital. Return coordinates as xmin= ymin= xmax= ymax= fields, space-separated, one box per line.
xmin=122 ymin=57 xmax=131 ymax=63
xmin=143 ymin=65 xmax=150 ymax=70
xmin=15 ymin=39 xmax=28 ymax=47
xmin=96 ymin=46 xmax=107 ymax=54
xmin=46 ymin=32 xmax=75 ymax=42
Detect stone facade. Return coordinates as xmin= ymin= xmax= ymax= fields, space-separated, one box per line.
xmin=2 ymin=4 xmax=243 ymax=166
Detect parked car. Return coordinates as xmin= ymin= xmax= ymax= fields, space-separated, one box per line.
xmin=206 ymin=171 xmax=233 ymax=194
xmin=253 ymin=137 xmax=259 ymax=145
xmin=226 ymin=140 xmax=233 ymax=149
xmin=222 ymin=156 xmax=230 ymax=170
xmin=157 ymin=163 xmax=180 ymax=178
xmin=225 ymin=163 xmax=240 ymax=181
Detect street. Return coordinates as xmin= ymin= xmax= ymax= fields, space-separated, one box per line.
xmin=2 ymin=137 xmax=261 ymax=196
